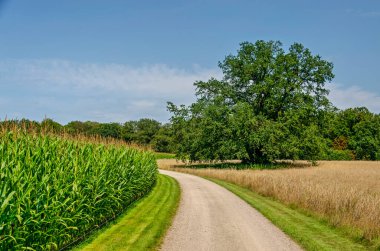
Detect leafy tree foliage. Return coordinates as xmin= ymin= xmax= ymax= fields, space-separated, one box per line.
xmin=65 ymin=121 xmax=99 ymax=135
xmin=122 ymin=121 xmax=138 ymax=142
xmin=325 ymin=107 xmax=380 ymax=160
xmin=151 ymin=124 xmax=175 ymax=153
xmin=94 ymin=123 xmax=123 ymax=139
xmin=169 ymin=40 xmax=335 ymax=163
xmin=65 ymin=118 xmax=163 ymax=146
xmin=41 ymin=118 xmax=63 ymax=133
xmin=134 ymin=118 xmax=161 ymax=145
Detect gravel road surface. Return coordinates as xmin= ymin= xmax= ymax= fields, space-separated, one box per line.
xmin=159 ymin=169 xmax=302 ymax=251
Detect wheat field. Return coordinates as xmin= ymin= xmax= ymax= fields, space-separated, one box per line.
xmin=158 ymin=160 xmax=380 ymax=243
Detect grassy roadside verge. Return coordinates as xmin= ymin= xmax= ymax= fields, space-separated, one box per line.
xmin=153 ymin=152 xmax=176 ymax=159
xmin=207 ymin=178 xmax=369 ymax=251
xmin=72 ymin=174 xmax=180 ymax=251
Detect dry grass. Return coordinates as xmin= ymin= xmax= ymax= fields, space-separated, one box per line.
xmin=158 ymin=160 xmax=380 ymax=244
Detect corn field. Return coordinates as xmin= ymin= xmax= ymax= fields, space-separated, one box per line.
xmin=0 ymin=129 xmax=157 ymax=250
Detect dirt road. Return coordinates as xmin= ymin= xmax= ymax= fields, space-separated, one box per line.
xmin=159 ymin=169 xmax=302 ymax=251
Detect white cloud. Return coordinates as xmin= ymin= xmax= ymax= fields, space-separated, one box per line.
xmin=328 ymin=83 xmax=380 ymax=113
xmin=0 ymin=60 xmax=221 ymax=94
xmin=1 ymin=59 xmax=379 ymax=124
xmin=0 ymin=59 xmax=222 ymax=123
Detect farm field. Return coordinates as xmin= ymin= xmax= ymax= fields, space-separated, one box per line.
xmin=2 ymin=1 xmax=380 ymax=251
xmin=0 ymin=129 xmax=157 ymax=250
xmin=158 ymin=159 xmax=380 ymax=249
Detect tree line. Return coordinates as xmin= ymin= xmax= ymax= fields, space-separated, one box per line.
xmin=0 ymin=118 xmax=175 ymax=153
xmin=2 ymin=106 xmax=379 ymax=162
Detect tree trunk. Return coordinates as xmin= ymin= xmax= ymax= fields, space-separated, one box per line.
xmin=243 ymin=144 xmax=269 ymax=164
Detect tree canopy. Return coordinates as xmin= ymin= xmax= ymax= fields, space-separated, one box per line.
xmin=168 ymin=40 xmax=336 ymax=163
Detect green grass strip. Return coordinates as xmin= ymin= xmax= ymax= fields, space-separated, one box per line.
xmin=207 ymin=178 xmax=368 ymax=251
xmin=72 ymin=174 xmax=180 ymax=251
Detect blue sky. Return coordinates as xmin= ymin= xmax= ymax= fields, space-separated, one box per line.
xmin=1 ymin=0 xmax=379 ymax=124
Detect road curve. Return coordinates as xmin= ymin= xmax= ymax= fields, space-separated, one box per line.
xmin=159 ymin=169 xmax=302 ymax=251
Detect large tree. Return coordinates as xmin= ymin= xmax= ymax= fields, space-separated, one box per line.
xmin=168 ymin=40 xmax=334 ymax=163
